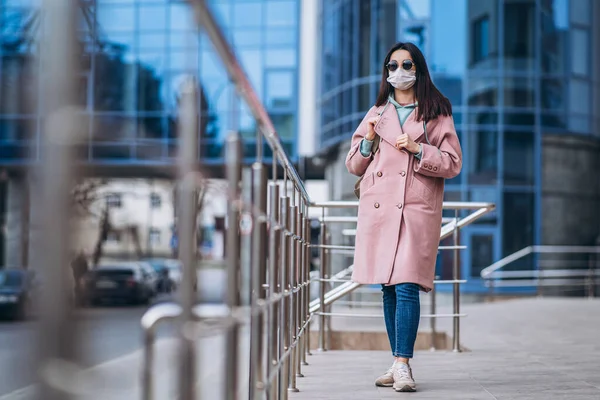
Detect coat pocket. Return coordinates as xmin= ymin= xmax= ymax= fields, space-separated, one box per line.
xmin=359 ymin=172 xmax=375 ymax=195
xmin=410 ymin=173 xmax=437 ymax=209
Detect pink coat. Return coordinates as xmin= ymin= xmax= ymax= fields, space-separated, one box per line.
xmin=345 ymin=102 xmax=462 ymax=291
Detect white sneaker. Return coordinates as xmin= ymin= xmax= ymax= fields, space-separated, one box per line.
xmin=374 ymin=363 xmax=395 ymax=387
xmin=393 ymin=362 xmax=417 ymax=392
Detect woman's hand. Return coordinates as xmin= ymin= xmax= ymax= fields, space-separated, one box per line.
xmin=365 ymin=117 xmax=379 ymax=141
xmin=395 ymin=134 xmax=420 ymax=154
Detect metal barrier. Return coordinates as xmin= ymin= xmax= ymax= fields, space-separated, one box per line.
xmin=481 ymin=246 xmax=600 ymax=297
xmin=309 ymin=201 xmax=496 ymax=353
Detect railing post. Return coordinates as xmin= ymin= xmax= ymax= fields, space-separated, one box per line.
xmin=248 ymin=162 xmax=267 ymax=399
xmin=176 ymin=77 xmax=199 ymax=400
xmin=452 ymin=210 xmax=462 ymax=352
xmin=302 ymin=204 xmax=312 ymax=365
xmin=278 ymin=184 xmax=290 ymax=400
xmin=429 ymin=280 xmax=437 ymax=351
xmin=301 ymin=201 xmax=310 ymax=365
xmin=224 ymin=132 xmax=242 ymax=400
xmin=288 ymin=190 xmax=299 ymax=392
xmin=318 ymin=208 xmax=327 ymax=352
xmin=267 ymin=180 xmax=280 ymax=400
xmin=34 ymin=1 xmax=80 ymax=398
xmin=295 ymin=199 xmax=305 ymax=378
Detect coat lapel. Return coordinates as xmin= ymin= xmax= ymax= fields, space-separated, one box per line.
xmin=374 ymin=102 xmax=425 ymax=146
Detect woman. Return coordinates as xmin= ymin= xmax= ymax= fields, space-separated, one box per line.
xmin=345 ymin=42 xmax=462 ymax=392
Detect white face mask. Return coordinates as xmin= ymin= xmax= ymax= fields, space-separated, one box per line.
xmin=387 ymin=68 xmax=416 ymax=90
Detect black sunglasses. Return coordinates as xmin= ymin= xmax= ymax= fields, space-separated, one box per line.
xmin=386 ymin=59 xmax=415 ymax=72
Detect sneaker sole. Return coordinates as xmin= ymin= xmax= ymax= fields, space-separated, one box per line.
xmin=394 ymin=385 xmax=416 ymax=392
xmin=375 ymin=382 xmax=393 ymax=387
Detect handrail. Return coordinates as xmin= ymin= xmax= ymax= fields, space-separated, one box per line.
xmin=189 ymin=0 xmax=310 ymax=204
xmin=480 ymin=245 xmax=600 ymax=279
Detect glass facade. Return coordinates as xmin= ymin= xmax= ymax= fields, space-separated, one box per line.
xmin=0 ymin=0 xmax=300 ymax=165
xmin=319 ymin=0 xmax=597 ymax=292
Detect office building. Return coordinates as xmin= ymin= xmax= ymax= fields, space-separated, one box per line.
xmin=317 ymin=0 xmax=600 ymax=292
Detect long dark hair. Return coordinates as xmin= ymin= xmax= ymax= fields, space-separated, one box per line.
xmin=375 ymin=42 xmax=452 ymax=122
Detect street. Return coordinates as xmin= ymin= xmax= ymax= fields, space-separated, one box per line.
xmin=0 ymin=302 xmax=175 ymax=397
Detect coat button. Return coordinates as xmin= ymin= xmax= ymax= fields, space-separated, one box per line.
xmin=400 ymin=171 xmax=406 ymax=177
xmin=377 ymin=171 xmax=383 ymax=177
xmin=397 ymin=203 xmax=403 ymax=209
xmin=374 ymin=202 xmax=380 ymax=208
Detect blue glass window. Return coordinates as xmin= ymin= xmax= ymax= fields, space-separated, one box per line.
xmin=265 ymin=70 xmax=294 ymax=109
xmin=139 ymin=5 xmax=167 ymax=31
xmin=266 ymin=1 xmax=297 ymax=27
xmin=472 ymin=16 xmax=489 ymax=64
xmin=233 ymin=2 xmax=263 ymax=28
xmin=97 ymin=5 xmax=135 ymax=32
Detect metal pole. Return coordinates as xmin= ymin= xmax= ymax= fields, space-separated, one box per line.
xmin=34 ymin=1 xmax=81 ymax=398
xmin=249 ymin=163 xmax=267 ymax=399
xmin=288 ymin=191 xmax=299 ymax=392
xmin=224 ymin=132 xmax=242 ymax=400
xmin=430 ymin=281 xmax=437 ymax=351
xmin=295 ymin=200 xmax=305 ymax=374
xmin=278 ymin=190 xmax=290 ymax=400
xmin=452 ymin=210 xmax=461 ymax=352
xmin=176 ymin=76 xmax=199 ymax=400
xmin=267 ymin=181 xmax=280 ymax=400
xmin=303 ymin=204 xmax=312 ymax=360
xmin=318 ymin=208 xmax=327 ymax=352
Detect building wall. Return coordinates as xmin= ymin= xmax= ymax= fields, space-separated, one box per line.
xmin=541 ymin=135 xmax=600 ymax=246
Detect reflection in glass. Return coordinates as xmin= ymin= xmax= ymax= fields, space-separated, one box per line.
xmin=265 ymin=49 xmax=296 ymax=68
xmin=266 ymin=71 xmax=293 ymax=109
xmin=468 ymin=129 xmax=497 ymax=185
xmin=472 ymin=16 xmax=489 ymax=64
xmin=0 ymin=117 xmax=35 ymax=141
xmin=94 ymin=51 xmax=137 ymax=112
xmin=233 ymin=2 xmax=263 ymax=27
xmin=266 ymin=1 xmax=297 ymax=27
xmin=505 ymin=112 xmax=534 ymax=127
xmin=137 ymin=116 xmax=164 ymax=139
xmin=0 ymin=56 xmax=38 ymax=114
xmin=504 ymin=2 xmax=535 ymax=61
xmin=541 ymin=0 xmax=568 ymax=74
xmin=541 ymin=78 xmax=564 ymax=110
xmin=467 ymin=78 xmax=497 ymax=106
xmin=97 ymin=5 xmax=135 ymax=32
xmin=139 ymin=5 xmax=167 ymax=31
xmin=272 ymin=113 xmax=294 ymax=139
xmin=169 ymin=3 xmax=195 ymax=31
xmin=265 ymin=28 xmax=296 ymax=46
xmin=503 ymin=77 xmax=535 ymax=107
xmin=503 ymin=192 xmax=534 ymax=257
xmin=470 ymin=234 xmax=494 ymax=278
xmin=503 ymin=131 xmax=534 ymax=186
xmin=93 ymin=115 xmax=136 ymax=141
xmin=570 ymin=29 xmax=589 ymax=76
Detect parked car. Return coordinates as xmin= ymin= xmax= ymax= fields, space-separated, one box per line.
xmin=83 ymin=263 xmax=157 ymax=306
xmin=0 ymin=269 xmax=37 ymax=320
xmin=143 ymin=259 xmax=183 ymax=293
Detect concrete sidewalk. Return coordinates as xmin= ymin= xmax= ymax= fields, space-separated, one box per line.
xmin=291 ymin=298 xmax=600 ymax=399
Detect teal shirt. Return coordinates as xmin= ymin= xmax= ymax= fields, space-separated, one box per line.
xmin=360 ymin=96 xmax=422 ymax=159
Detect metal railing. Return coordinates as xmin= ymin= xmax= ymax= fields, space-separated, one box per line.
xmin=481 ymin=245 xmax=600 ymax=297
xmin=309 ymin=201 xmax=496 ymax=353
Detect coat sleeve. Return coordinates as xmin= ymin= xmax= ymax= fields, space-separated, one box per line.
xmin=345 ymin=107 xmax=376 ymax=177
xmin=413 ymin=115 xmax=462 ymax=179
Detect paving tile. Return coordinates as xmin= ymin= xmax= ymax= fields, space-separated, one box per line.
xmin=290 ymin=298 xmax=600 ymax=400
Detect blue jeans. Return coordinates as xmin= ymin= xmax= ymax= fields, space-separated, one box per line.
xmin=381 ymin=283 xmax=421 ymax=358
